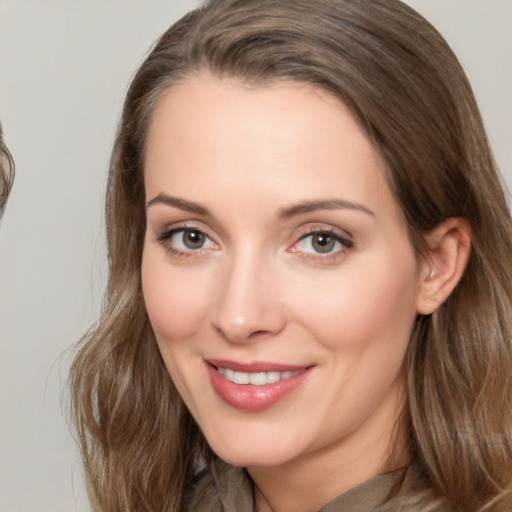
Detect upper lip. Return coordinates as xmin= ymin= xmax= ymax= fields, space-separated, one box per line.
xmin=206 ymin=358 xmax=312 ymax=373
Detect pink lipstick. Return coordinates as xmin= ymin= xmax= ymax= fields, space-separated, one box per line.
xmin=205 ymin=359 xmax=314 ymax=412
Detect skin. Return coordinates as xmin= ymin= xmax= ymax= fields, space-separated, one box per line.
xmin=141 ymin=73 xmax=469 ymax=512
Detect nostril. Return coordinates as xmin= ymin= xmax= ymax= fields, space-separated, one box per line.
xmin=214 ymin=324 xmax=275 ymax=343
xmin=249 ymin=330 xmax=268 ymax=338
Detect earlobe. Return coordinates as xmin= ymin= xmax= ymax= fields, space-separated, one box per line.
xmin=416 ymin=218 xmax=471 ymax=315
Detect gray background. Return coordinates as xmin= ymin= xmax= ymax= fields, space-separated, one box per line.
xmin=0 ymin=1 xmax=510 ymax=511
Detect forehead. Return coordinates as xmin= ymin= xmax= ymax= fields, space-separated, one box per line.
xmin=143 ymin=73 xmax=398 ymax=221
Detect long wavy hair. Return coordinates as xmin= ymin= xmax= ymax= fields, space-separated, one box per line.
xmin=69 ymin=1 xmax=512 ymax=510
xmin=0 ymin=122 xmax=15 ymax=216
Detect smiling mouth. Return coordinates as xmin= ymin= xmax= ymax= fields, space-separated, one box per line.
xmin=216 ymin=367 xmax=306 ymax=386
xmin=206 ymin=361 xmax=314 ymax=411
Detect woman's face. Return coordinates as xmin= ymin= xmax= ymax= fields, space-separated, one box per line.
xmin=142 ymin=74 xmax=426 ymax=470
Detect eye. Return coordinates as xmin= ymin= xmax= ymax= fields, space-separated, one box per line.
xmin=299 ymin=232 xmax=338 ymax=254
xmin=156 ymin=227 xmax=217 ymax=256
xmin=289 ymin=228 xmax=353 ymax=261
xmin=172 ymin=229 xmax=208 ymax=250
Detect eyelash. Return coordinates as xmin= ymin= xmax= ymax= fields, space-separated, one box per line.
xmin=155 ymin=224 xmax=216 ymax=258
xmin=289 ymin=227 xmax=354 ymax=263
xmin=155 ymin=224 xmax=354 ymax=262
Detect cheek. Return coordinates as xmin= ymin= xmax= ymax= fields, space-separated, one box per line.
xmin=141 ymin=249 xmax=212 ymax=344
xmin=286 ymin=253 xmax=419 ymax=355
xmin=141 ymin=248 xmax=216 ymax=409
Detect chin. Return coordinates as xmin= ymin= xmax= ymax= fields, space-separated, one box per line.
xmin=203 ymin=424 xmax=301 ymax=468
xmin=214 ymin=447 xmax=293 ymax=468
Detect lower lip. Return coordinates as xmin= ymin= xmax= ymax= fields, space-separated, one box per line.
xmin=206 ymin=363 xmax=313 ymax=412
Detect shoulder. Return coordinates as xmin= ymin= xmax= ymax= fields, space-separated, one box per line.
xmin=186 ymin=458 xmax=254 ymax=512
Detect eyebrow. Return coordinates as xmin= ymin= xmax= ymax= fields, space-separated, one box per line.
xmin=146 ymin=194 xmax=210 ymax=215
xmin=278 ymin=199 xmax=375 ymax=219
xmin=146 ymin=194 xmax=375 ymax=219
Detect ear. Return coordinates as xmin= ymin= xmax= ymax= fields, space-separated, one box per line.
xmin=416 ymin=218 xmax=471 ymax=315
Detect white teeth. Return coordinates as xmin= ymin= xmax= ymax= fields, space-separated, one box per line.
xmin=217 ymin=367 xmax=304 ymax=385
xmin=266 ymin=371 xmax=281 ymax=384
xmin=233 ymin=371 xmax=249 ymax=384
xmin=248 ymin=372 xmax=267 ymax=385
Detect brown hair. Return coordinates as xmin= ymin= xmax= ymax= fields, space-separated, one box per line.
xmin=0 ymin=122 xmax=15 ymax=216
xmin=70 ymin=1 xmax=512 ymax=510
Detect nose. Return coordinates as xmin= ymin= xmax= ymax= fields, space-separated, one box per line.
xmin=210 ymin=249 xmax=286 ymax=343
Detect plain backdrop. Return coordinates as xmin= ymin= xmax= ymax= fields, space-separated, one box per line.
xmin=0 ymin=1 xmax=510 ymax=511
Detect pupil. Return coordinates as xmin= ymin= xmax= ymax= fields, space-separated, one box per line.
xmin=313 ymin=233 xmax=335 ymax=253
xmin=183 ymin=230 xmax=204 ymax=249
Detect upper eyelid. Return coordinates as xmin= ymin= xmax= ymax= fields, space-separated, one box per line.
xmin=148 ymin=214 xmax=230 ymax=242
xmin=155 ymin=221 xmax=213 ymax=238
xmin=295 ymin=224 xmax=354 ymax=242
xmin=294 ymin=230 xmax=353 ymax=249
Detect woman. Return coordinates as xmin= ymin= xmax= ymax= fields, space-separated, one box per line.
xmin=70 ymin=0 xmax=512 ymax=511
xmin=0 ymin=122 xmax=15 ymax=216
